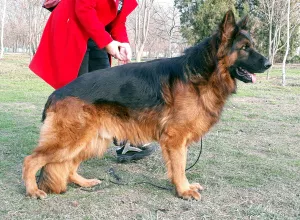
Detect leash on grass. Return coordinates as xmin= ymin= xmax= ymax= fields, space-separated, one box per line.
xmin=81 ymin=138 xmax=203 ymax=192
xmin=107 ymin=170 xmax=173 ymax=191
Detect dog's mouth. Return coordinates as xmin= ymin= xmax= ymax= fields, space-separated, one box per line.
xmin=235 ymin=67 xmax=256 ymax=83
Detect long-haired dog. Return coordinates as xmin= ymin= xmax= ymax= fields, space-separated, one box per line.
xmin=23 ymin=10 xmax=271 ymax=200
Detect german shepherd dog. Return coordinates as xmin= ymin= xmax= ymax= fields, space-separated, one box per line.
xmin=23 ymin=10 xmax=271 ymax=200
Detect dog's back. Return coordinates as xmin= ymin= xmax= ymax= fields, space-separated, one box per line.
xmin=42 ymin=57 xmax=187 ymax=121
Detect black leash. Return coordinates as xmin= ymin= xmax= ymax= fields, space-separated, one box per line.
xmin=107 ymin=138 xmax=203 ymax=190
xmin=185 ymin=138 xmax=203 ymax=171
xmin=80 ymin=138 xmax=203 ymax=192
xmin=108 ymin=174 xmax=172 ymax=191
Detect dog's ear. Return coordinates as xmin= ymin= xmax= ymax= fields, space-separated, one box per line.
xmin=237 ymin=15 xmax=249 ymax=30
xmin=219 ymin=10 xmax=236 ymax=40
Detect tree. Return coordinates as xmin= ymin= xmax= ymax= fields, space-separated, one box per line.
xmin=23 ymin=0 xmax=50 ymax=58
xmin=259 ymin=0 xmax=286 ymax=79
xmin=132 ymin=0 xmax=155 ymax=62
xmin=152 ymin=2 xmax=182 ymax=57
xmin=282 ymin=0 xmax=291 ymax=86
xmin=0 ymin=0 xmax=7 ymax=59
xmin=257 ymin=0 xmax=300 ymax=79
xmin=0 ymin=0 xmax=49 ymax=56
xmin=6 ymin=1 xmax=29 ymax=53
xmin=175 ymin=0 xmax=238 ymax=44
xmin=126 ymin=0 xmax=185 ymax=59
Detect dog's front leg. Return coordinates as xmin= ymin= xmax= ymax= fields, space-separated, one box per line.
xmin=160 ymin=133 xmax=203 ymax=200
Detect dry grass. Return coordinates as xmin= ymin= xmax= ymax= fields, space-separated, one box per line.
xmin=0 ymin=53 xmax=299 ymax=219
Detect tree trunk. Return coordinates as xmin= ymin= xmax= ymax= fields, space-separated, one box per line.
xmin=168 ymin=30 xmax=173 ymax=58
xmin=0 ymin=0 xmax=7 ymax=59
xmin=136 ymin=44 xmax=144 ymax=62
xmin=134 ymin=0 xmax=154 ymax=62
xmin=267 ymin=0 xmax=275 ymax=80
xmin=282 ymin=0 xmax=290 ymax=87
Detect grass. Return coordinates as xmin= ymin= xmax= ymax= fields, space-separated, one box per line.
xmin=0 ymin=53 xmax=300 ymax=219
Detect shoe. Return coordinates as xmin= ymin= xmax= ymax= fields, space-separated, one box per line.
xmin=116 ymin=142 xmax=156 ymax=163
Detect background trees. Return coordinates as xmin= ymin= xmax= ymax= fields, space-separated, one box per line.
xmin=0 ymin=0 xmax=50 ymax=57
xmin=174 ymin=0 xmax=238 ymax=44
xmin=0 ymin=0 xmax=299 ymax=68
xmin=127 ymin=0 xmax=183 ymax=60
xmin=130 ymin=0 xmax=155 ymax=62
xmin=174 ymin=0 xmax=300 ymax=62
xmin=0 ymin=0 xmax=7 ymax=59
xmin=174 ymin=0 xmax=300 ymax=84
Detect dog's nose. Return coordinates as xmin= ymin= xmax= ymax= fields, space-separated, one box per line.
xmin=264 ymin=59 xmax=271 ymax=69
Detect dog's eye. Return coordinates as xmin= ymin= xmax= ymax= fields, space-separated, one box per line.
xmin=241 ymin=45 xmax=249 ymax=51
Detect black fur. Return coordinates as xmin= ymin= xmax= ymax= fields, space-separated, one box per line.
xmin=42 ymin=37 xmax=218 ymax=122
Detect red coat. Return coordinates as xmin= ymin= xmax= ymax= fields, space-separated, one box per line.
xmin=30 ymin=0 xmax=137 ymax=89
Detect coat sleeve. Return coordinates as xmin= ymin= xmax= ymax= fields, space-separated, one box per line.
xmin=106 ymin=16 xmax=129 ymax=43
xmin=75 ymin=0 xmax=113 ymax=49
xmin=106 ymin=0 xmax=138 ymax=43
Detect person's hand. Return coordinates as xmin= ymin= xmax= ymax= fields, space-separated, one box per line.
xmin=43 ymin=0 xmax=61 ymax=8
xmin=105 ymin=41 xmax=123 ymax=60
xmin=119 ymin=43 xmax=132 ymax=64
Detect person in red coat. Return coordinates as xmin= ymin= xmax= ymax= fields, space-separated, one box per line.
xmin=31 ymin=0 xmax=156 ymax=162
xmin=30 ymin=0 xmax=137 ymax=89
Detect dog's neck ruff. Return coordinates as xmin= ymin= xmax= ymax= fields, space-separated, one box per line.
xmin=183 ymin=37 xmax=217 ymax=79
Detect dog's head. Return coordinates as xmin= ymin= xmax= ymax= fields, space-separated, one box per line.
xmin=217 ymin=10 xmax=271 ymax=83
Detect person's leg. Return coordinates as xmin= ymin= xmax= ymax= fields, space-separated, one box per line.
xmin=78 ymin=44 xmax=90 ymax=76
xmin=87 ymin=39 xmax=110 ymax=71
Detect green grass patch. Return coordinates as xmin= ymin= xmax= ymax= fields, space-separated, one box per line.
xmin=0 ymin=54 xmax=300 ymax=219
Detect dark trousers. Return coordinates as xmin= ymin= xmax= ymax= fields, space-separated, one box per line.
xmin=78 ymin=39 xmax=110 ymax=76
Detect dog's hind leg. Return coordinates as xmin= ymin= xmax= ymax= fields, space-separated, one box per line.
xmin=160 ymin=130 xmax=203 ymax=200
xmin=68 ymin=159 xmax=101 ymax=188
xmin=23 ymin=153 xmax=48 ymax=199
xmin=37 ymin=162 xmax=70 ymax=194
xmin=68 ymin=137 xmax=111 ymax=187
xmin=37 ymin=137 xmax=111 ymax=193
xmin=23 ymin=142 xmax=89 ymax=198
xmin=23 ymin=100 xmax=100 ymax=198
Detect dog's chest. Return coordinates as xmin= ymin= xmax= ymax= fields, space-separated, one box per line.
xmin=190 ymin=85 xmax=229 ymax=141
xmin=168 ymin=82 xmax=226 ymax=140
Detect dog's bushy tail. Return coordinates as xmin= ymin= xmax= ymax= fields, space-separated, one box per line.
xmin=37 ymin=163 xmax=69 ymax=194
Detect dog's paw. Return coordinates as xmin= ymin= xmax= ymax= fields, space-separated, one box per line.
xmin=177 ymin=183 xmax=204 ymax=201
xmin=26 ymin=189 xmax=47 ymax=199
xmin=83 ymin=179 xmax=102 ymax=187
xmin=189 ymin=182 xmax=204 ymax=191
xmin=179 ymin=189 xmax=201 ymax=200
